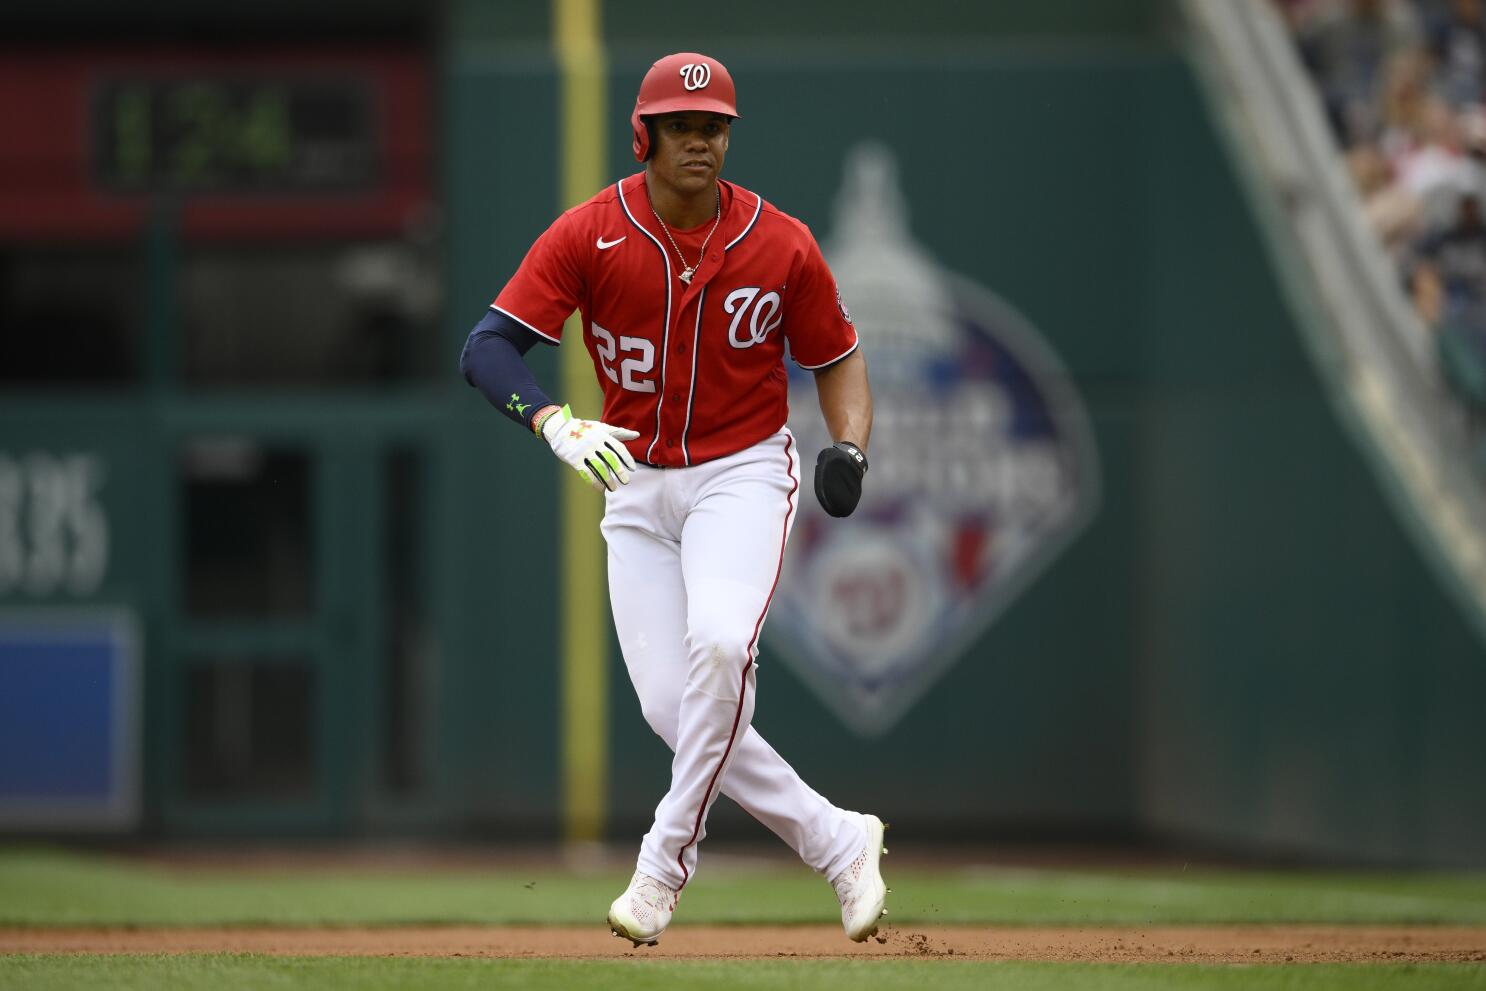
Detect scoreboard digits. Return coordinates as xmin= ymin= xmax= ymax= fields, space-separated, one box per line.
xmin=94 ymin=78 xmax=376 ymax=193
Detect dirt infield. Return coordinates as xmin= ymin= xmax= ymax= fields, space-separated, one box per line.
xmin=4 ymin=925 xmax=1485 ymax=964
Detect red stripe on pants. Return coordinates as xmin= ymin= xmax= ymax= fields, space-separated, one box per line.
xmin=675 ymin=433 xmax=798 ymax=887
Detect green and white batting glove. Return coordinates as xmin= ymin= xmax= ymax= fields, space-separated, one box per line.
xmin=539 ymin=404 xmax=640 ymax=493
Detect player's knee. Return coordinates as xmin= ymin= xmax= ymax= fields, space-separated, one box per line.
xmin=633 ymin=674 xmax=682 ymax=745
xmin=685 ymin=624 xmax=753 ymax=698
xmin=638 ymin=697 xmax=680 ymax=748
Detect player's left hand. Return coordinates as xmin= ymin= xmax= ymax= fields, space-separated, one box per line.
xmin=541 ymin=404 xmax=640 ymax=492
xmin=814 ymin=441 xmax=868 ymax=517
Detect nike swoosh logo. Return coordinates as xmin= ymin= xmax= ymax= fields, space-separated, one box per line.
xmin=596 ymin=235 xmax=627 ymax=250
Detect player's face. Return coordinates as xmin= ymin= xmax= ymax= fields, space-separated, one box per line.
xmin=650 ymin=112 xmax=730 ymax=195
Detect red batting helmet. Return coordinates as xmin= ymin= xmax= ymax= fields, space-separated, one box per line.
xmin=631 ymin=52 xmax=740 ymax=161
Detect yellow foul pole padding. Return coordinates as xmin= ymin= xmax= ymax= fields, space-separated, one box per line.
xmin=553 ymin=0 xmax=609 ymax=845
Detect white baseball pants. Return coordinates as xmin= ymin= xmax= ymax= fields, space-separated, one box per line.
xmin=601 ymin=428 xmax=865 ymax=890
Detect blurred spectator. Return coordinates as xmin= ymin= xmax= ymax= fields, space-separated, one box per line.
xmin=1411 ymin=187 xmax=1486 ymax=325
xmin=1425 ymin=0 xmax=1486 ymax=107
xmin=1347 ymin=144 xmax=1425 ymax=252
xmin=1297 ymin=0 xmax=1423 ymax=146
xmin=1284 ymin=0 xmax=1486 ymax=416
xmin=1274 ymin=0 xmax=1329 ymax=31
xmin=1392 ymin=96 xmax=1477 ymax=212
xmin=1378 ymin=48 xmax=1436 ymax=157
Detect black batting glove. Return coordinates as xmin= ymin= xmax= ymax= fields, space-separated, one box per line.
xmin=814 ymin=441 xmax=868 ymax=518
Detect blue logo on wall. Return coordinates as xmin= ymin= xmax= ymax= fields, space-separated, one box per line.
xmin=774 ymin=144 xmax=1101 ymax=736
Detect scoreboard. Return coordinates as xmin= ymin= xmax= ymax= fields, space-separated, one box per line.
xmin=0 ymin=49 xmax=429 ymax=240
xmin=93 ymin=77 xmax=377 ymax=193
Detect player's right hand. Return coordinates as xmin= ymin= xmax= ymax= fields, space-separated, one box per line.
xmin=540 ymin=404 xmax=640 ymax=492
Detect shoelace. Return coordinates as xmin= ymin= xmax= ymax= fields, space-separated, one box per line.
xmin=633 ymin=874 xmax=677 ymax=912
xmin=830 ymin=856 xmax=863 ymax=905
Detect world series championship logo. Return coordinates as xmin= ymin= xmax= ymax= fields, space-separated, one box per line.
xmin=775 ymin=144 xmax=1101 ymax=737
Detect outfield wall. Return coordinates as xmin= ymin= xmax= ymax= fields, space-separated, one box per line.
xmin=0 ymin=0 xmax=1481 ymax=865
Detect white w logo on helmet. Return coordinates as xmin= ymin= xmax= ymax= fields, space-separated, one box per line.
xmin=679 ymin=62 xmax=712 ymax=91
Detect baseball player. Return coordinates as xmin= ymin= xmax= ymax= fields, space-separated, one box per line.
xmin=460 ymin=52 xmax=886 ymax=946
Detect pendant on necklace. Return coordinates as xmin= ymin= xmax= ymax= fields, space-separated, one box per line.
xmin=679 ymin=267 xmax=695 ymax=285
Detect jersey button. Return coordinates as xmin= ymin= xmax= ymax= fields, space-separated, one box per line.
xmin=670 ymin=393 xmax=679 ymax=401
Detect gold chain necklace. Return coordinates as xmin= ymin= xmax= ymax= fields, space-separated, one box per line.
xmin=649 ymin=189 xmax=721 ymax=285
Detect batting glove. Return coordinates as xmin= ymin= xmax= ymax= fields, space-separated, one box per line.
xmin=541 ymin=404 xmax=640 ymax=492
xmin=814 ymin=441 xmax=868 ymax=517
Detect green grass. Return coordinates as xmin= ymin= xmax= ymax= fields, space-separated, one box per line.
xmin=2 ymin=848 xmax=1486 ymax=927
xmin=1 ymin=956 xmax=1483 ymax=991
xmin=0 ymin=956 xmax=1480 ymax=986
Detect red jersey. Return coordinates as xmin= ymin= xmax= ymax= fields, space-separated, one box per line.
xmin=492 ymin=173 xmax=858 ymax=467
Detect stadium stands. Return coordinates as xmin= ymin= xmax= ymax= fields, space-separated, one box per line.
xmin=1283 ymin=0 xmax=1486 ymax=415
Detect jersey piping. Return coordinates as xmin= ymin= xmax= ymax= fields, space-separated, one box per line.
xmin=615 ymin=180 xmax=675 ymax=464
xmin=678 ymin=191 xmax=759 ymax=465
xmin=679 ymin=286 xmax=706 ymax=465
xmin=795 ymin=339 xmax=860 ymax=371
xmin=724 ymin=190 xmax=763 ymax=250
xmin=490 ymin=304 xmax=562 ymax=345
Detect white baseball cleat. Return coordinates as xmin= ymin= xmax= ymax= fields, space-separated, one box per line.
xmin=830 ymin=814 xmax=890 ymax=942
xmin=607 ymin=871 xmax=678 ymax=948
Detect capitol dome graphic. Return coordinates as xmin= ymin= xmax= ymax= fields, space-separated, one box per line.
xmin=773 ymin=142 xmax=1101 ymax=736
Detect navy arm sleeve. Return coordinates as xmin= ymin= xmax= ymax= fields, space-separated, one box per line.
xmin=458 ymin=309 xmax=558 ymax=429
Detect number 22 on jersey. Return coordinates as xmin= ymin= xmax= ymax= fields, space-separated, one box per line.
xmin=592 ymin=322 xmax=657 ymax=394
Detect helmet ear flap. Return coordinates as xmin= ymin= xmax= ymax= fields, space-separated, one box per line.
xmin=631 ymin=115 xmax=658 ymax=161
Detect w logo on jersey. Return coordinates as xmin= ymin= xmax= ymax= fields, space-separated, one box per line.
xmin=679 ymin=62 xmax=712 ymax=91
xmin=724 ymin=286 xmax=783 ymax=349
